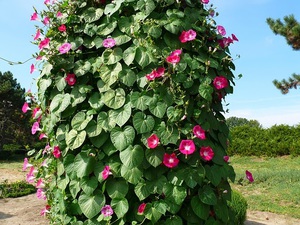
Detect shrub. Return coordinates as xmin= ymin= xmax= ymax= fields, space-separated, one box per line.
xmin=228 ymin=190 xmax=248 ymax=225
xmin=0 ymin=180 xmax=36 ymax=198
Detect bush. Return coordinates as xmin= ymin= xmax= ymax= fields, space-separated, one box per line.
xmin=228 ymin=190 xmax=248 ymax=225
xmin=0 ymin=180 xmax=36 ymax=198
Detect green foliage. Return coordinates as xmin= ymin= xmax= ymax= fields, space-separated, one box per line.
xmin=228 ymin=190 xmax=247 ymax=225
xmin=26 ymin=0 xmax=238 ymax=224
xmin=226 ymin=116 xmax=261 ymax=129
xmin=0 ymin=180 xmax=36 ymax=198
xmin=228 ymin=123 xmax=300 ymax=156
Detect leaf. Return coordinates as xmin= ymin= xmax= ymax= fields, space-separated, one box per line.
xmin=199 ymin=185 xmax=217 ymax=205
xmin=120 ymin=165 xmax=142 ymax=184
xmin=82 ymin=7 xmax=103 ymax=23
xmin=74 ymin=60 xmax=91 ymax=76
xmin=102 ymin=88 xmax=126 ymax=109
xmin=71 ymin=111 xmax=93 ymax=131
xmin=97 ymin=111 xmax=116 ymax=131
xmin=164 ymin=216 xmax=183 ymax=225
xmin=199 ymin=77 xmax=213 ymax=102
xmin=205 ymin=165 xmax=222 ymax=186
xmin=73 ymin=152 xmax=96 ymax=178
xmin=110 ymin=126 xmax=135 ymax=150
xmin=69 ymin=180 xmax=81 ymax=199
xmin=145 ymin=146 xmax=164 ymax=167
xmin=106 ymin=178 xmax=129 ymax=199
xmin=88 ymin=92 xmax=104 ymax=110
xmin=50 ymin=94 xmax=71 ymax=114
xmin=120 ymin=145 xmax=144 ymax=168
xmin=110 ymin=103 xmax=131 ymax=127
xmin=90 ymin=131 xmax=109 ymax=148
xmin=111 ymin=198 xmax=129 ymax=218
xmin=134 ymin=182 xmax=152 ymax=201
xmin=133 ymin=112 xmax=155 ymax=134
xmin=104 ymin=0 xmax=123 ymax=16
xmin=102 ymin=48 xmax=123 ymax=65
xmin=191 ymin=196 xmax=210 ymax=220
xmin=78 ymin=191 xmax=105 ymax=219
xmin=66 ymin=129 xmax=86 ymax=150
xmin=130 ymin=92 xmax=151 ymax=111
xmin=86 ymin=120 xmax=102 ymax=138
xmin=118 ymin=68 xmax=137 ymax=87
xmin=80 ymin=176 xmax=98 ymax=195
xmin=149 ymin=99 xmax=167 ymax=118
xmin=55 ymin=76 xmax=66 ymax=91
xmin=123 ymin=46 xmax=136 ymax=66
xmin=135 ymin=47 xmax=151 ymax=68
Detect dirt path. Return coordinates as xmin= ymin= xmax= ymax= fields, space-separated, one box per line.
xmin=1 ymin=168 xmax=300 ymax=225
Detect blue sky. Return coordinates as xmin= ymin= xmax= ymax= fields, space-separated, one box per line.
xmin=1 ymin=0 xmax=300 ymax=127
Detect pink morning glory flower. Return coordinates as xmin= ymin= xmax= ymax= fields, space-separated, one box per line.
xmin=179 ymin=140 xmax=196 ymax=155
xmin=39 ymin=133 xmax=48 ymax=140
xmin=213 ymin=76 xmax=229 ymax=90
xmin=30 ymin=12 xmax=38 ymax=21
xmin=217 ymin=25 xmax=226 ymax=36
xmin=146 ymin=67 xmax=165 ymax=81
xmin=31 ymin=122 xmax=41 ymax=135
xmin=193 ymin=125 xmax=206 ymax=140
xmin=223 ymin=155 xmax=230 ymax=163
xmin=65 ymin=73 xmax=76 ymax=86
xmin=246 ymin=170 xmax=254 ymax=182
xmin=53 ymin=146 xmax=61 ymax=158
xmin=58 ymin=24 xmax=66 ymax=32
xmin=26 ymin=166 xmax=37 ymax=183
xmin=59 ymin=43 xmax=72 ymax=54
xmin=22 ymin=158 xmax=33 ymax=171
xmin=32 ymin=107 xmax=42 ymax=119
xmin=34 ymin=29 xmax=41 ymax=40
xmin=179 ymin=29 xmax=197 ymax=43
xmin=101 ymin=205 xmax=114 ymax=217
xmin=57 ymin=11 xmax=63 ymax=18
xmin=43 ymin=17 xmax=50 ymax=25
xmin=41 ymin=159 xmax=48 ymax=167
xmin=102 ymin=165 xmax=111 ymax=180
xmin=102 ymin=38 xmax=116 ymax=48
xmin=163 ymin=153 xmax=179 ymax=168
xmin=43 ymin=143 xmax=51 ymax=155
xmin=138 ymin=203 xmax=146 ymax=214
xmin=36 ymin=178 xmax=45 ymax=188
xmin=30 ymin=64 xmax=36 ymax=74
xmin=200 ymin=146 xmax=214 ymax=161
xmin=166 ymin=49 xmax=182 ymax=65
xmin=39 ymin=38 xmax=50 ymax=50
xmin=232 ymin=34 xmax=239 ymax=41
xmin=40 ymin=205 xmax=51 ymax=216
xmin=22 ymin=102 xmax=31 ymax=113
xmin=147 ymin=134 xmax=159 ymax=148
xmin=44 ymin=0 xmax=51 ymax=4
xmin=201 ymin=0 xmax=209 ymax=4
xmin=37 ymin=188 xmax=47 ymax=200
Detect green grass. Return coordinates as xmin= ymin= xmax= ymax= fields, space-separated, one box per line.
xmin=231 ymin=156 xmax=300 ymax=219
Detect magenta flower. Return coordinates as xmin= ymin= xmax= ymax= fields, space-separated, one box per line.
xmin=223 ymin=155 xmax=230 ymax=163
xmin=213 ymin=76 xmax=229 ymax=90
xmin=101 ymin=205 xmax=114 ymax=217
xmin=246 ymin=170 xmax=254 ymax=182
xmin=31 ymin=122 xmax=41 ymax=135
xmin=37 ymin=188 xmax=47 ymax=200
xmin=39 ymin=133 xmax=48 ymax=140
xmin=103 ymin=38 xmax=116 ymax=48
xmin=59 ymin=43 xmax=72 ymax=54
xmin=44 ymin=0 xmax=51 ymax=4
xmin=170 ymin=49 xmax=182 ymax=56
xmin=201 ymin=0 xmax=209 ymax=4
xmin=146 ymin=67 xmax=165 ymax=81
xmin=30 ymin=64 xmax=36 ymax=74
xmin=22 ymin=102 xmax=31 ymax=113
xmin=57 ymin=11 xmax=63 ymax=18
xmin=39 ymin=38 xmax=50 ymax=50
xmin=30 ymin=12 xmax=38 ymax=21
xmin=32 ymin=107 xmax=42 ymax=119
xmin=43 ymin=143 xmax=51 ymax=155
xmin=163 ymin=153 xmax=179 ymax=168
xmin=58 ymin=24 xmax=66 ymax=32
xmin=43 ymin=17 xmax=50 ymax=25
xmin=53 ymin=146 xmax=61 ymax=158
xmin=147 ymin=134 xmax=159 ymax=148
xmin=26 ymin=166 xmax=37 ymax=183
xmin=217 ymin=25 xmax=226 ymax=36
xmin=146 ymin=70 xmax=157 ymax=81
xmin=34 ymin=29 xmax=41 ymax=40
xmin=200 ymin=146 xmax=214 ymax=161
xmin=102 ymin=165 xmax=111 ymax=180
xmin=65 ymin=73 xmax=76 ymax=86
xmin=40 ymin=205 xmax=51 ymax=216
xmin=138 ymin=203 xmax=146 ymax=214
xmin=166 ymin=49 xmax=182 ymax=65
xmin=41 ymin=159 xmax=48 ymax=167
xmin=232 ymin=34 xmax=239 ymax=42
xmin=36 ymin=178 xmax=45 ymax=188
xmin=179 ymin=29 xmax=197 ymax=43
xmin=193 ymin=125 xmax=206 ymax=140
xmin=179 ymin=140 xmax=196 ymax=155
xmin=23 ymin=158 xmax=33 ymax=171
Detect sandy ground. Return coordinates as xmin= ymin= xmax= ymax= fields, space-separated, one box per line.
xmin=1 ymin=168 xmax=300 ymax=225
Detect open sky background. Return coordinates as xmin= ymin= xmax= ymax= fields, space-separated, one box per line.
xmin=0 ymin=0 xmax=300 ymax=128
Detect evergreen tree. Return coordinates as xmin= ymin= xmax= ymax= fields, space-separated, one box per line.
xmin=267 ymin=15 xmax=300 ymax=94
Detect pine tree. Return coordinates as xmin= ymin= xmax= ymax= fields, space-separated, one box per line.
xmin=267 ymin=15 xmax=300 ymax=94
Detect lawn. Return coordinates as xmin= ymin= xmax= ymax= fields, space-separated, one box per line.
xmin=231 ymin=155 xmax=300 ymax=219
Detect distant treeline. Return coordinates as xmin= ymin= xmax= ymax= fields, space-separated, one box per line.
xmin=227 ymin=117 xmax=300 ymax=156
